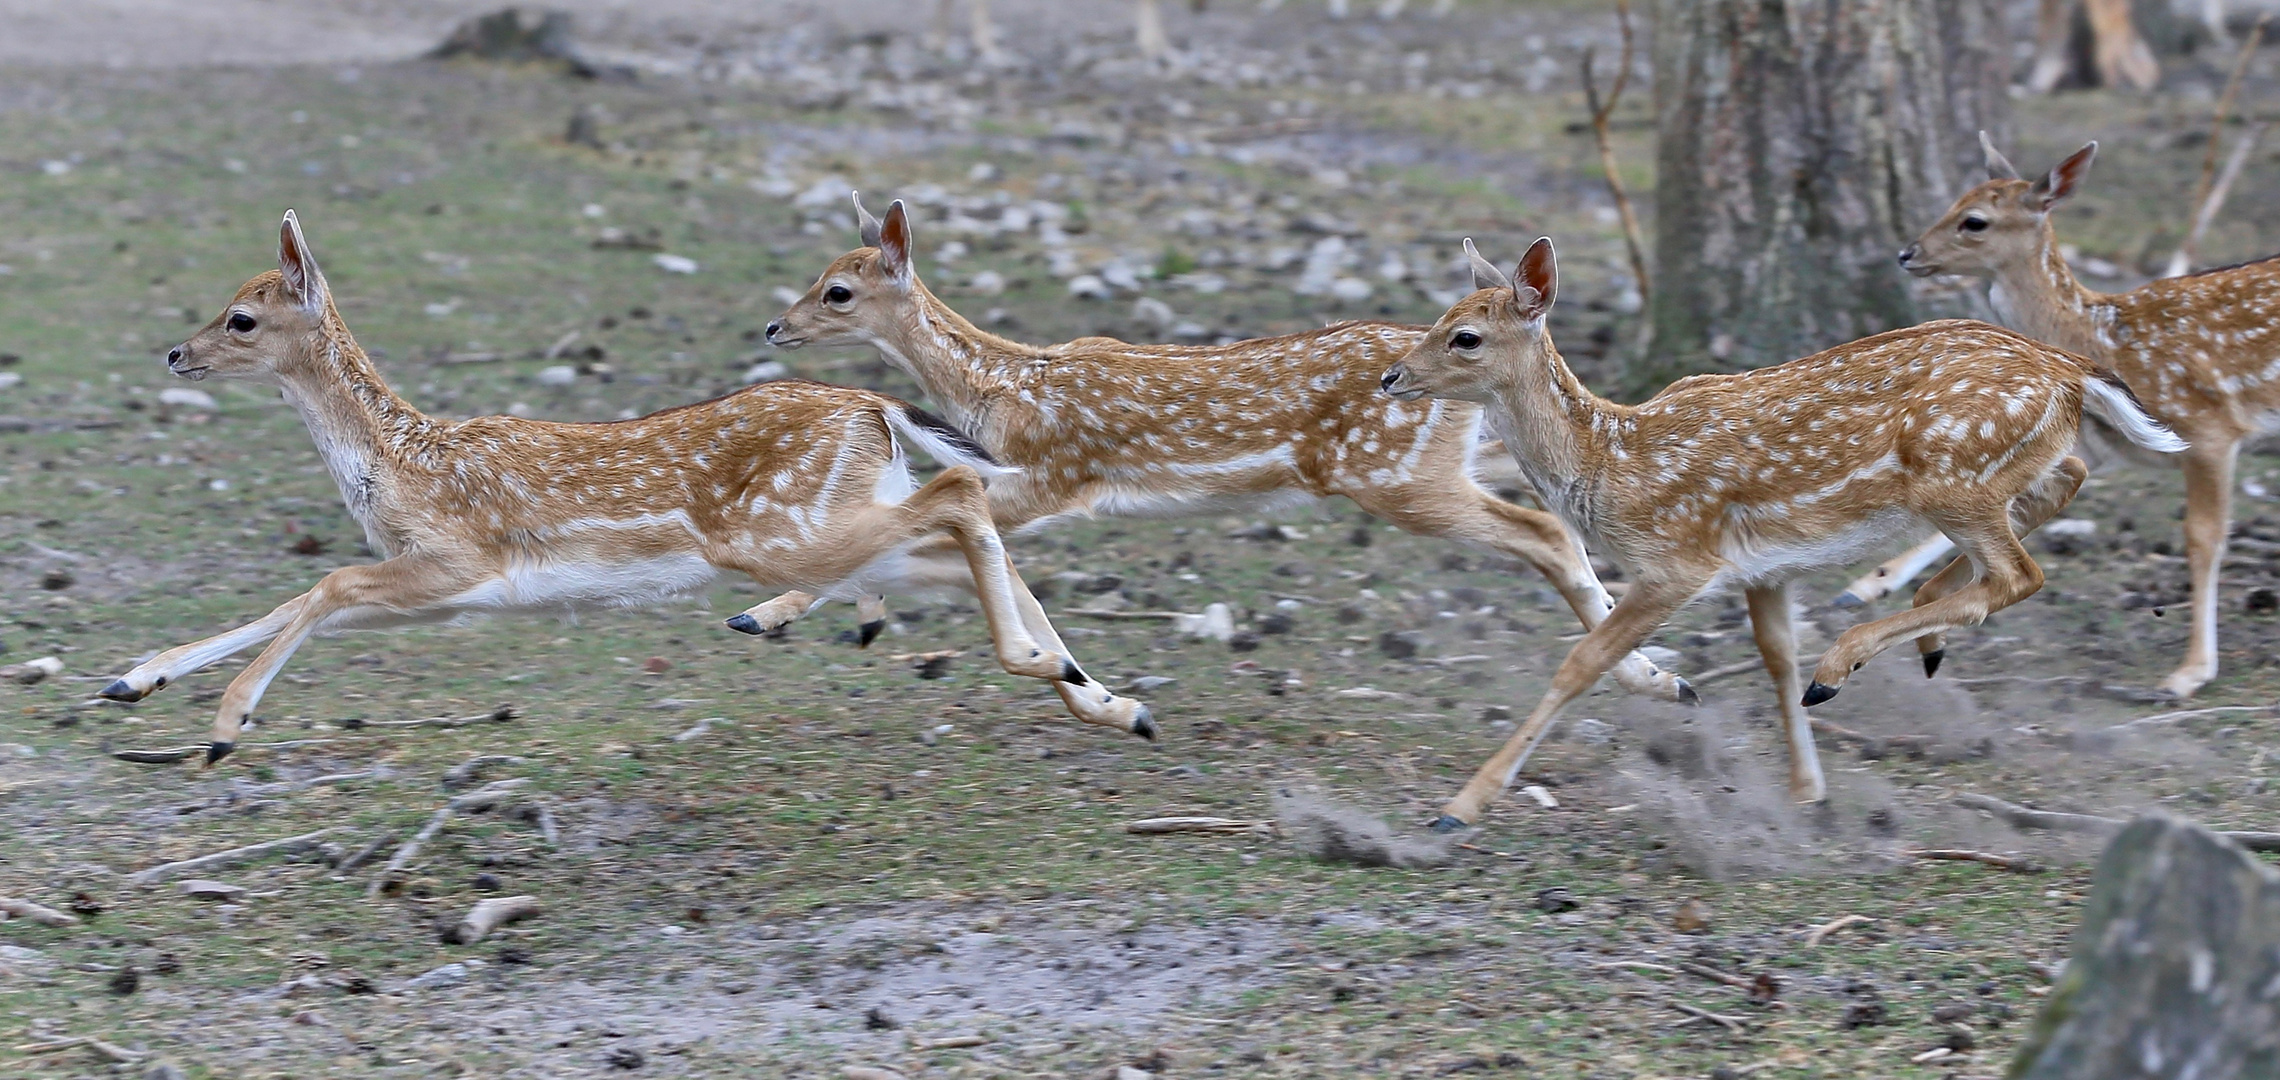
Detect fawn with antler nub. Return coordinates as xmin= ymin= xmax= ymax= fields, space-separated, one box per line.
xmin=1382 ymin=238 xmax=2185 ymax=829
xmin=99 ymin=211 xmax=1150 ymax=761
xmin=751 ymin=196 xmax=1693 ymax=704
xmin=1876 ymin=135 xmax=2280 ymax=700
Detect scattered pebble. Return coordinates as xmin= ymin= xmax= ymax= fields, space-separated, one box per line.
xmin=651 ymin=253 xmax=699 ymax=274
xmin=536 ymin=365 xmax=578 ymax=387
xmin=157 ymin=387 xmax=218 ymax=410
xmin=401 ymin=962 xmax=468 ymax=990
xmin=177 ymin=880 xmax=246 ymax=901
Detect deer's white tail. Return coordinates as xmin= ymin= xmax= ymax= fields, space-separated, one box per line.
xmin=2082 ymin=373 xmax=2187 ymax=454
xmin=884 ymin=403 xmax=1019 ymax=483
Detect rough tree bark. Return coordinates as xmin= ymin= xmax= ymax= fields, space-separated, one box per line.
xmin=1641 ymin=0 xmax=2011 ymax=388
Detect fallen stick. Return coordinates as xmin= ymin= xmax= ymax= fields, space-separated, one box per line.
xmin=1955 ymin=792 xmax=2280 ymax=853
xmin=1805 ymin=914 xmax=1874 ymax=947
xmin=1592 ymin=960 xmax=1678 ymax=975
xmin=111 ymin=746 xmax=205 ymax=765
xmin=1807 ymin=718 xmax=1933 ymax=752
xmin=355 ymin=705 xmax=519 ymax=729
xmin=12 ymin=1036 xmax=145 ymax=1063
xmin=1125 ymin=816 xmax=1276 ymax=835
xmin=531 ymin=803 xmax=561 ymax=846
xmin=1667 ymin=1001 xmax=1746 ymax=1031
xmin=129 ymin=828 xmax=338 ymax=886
xmin=443 ymin=895 xmax=542 ymax=944
xmin=368 ymin=780 xmax=538 ymax=896
xmin=1064 ymin=609 xmax=1186 ymax=621
xmin=1910 ymin=848 xmax=2043 ymax=873
xmin=442 ymin=754 xmax=526 ymax=788
xmin=914 ymin=1033 xmax=991 ymax=1050
xmin=334 ymin=831 xmax=399 ymax=873
xmin=2110 ymin=703 xmax=2276 ymax=729
xmin=0 ymin=897 xmax=80 ymax=926
xmin=1677 ymin=961 xmax=1752 ymax=989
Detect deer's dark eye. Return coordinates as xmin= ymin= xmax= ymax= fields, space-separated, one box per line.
xmin=1960 ymin=216 xmax=1989 ymax=232
xmin=1450 ymin=330 xmax=1483 ymax=350
xmin=825 ymin=285 xmax=853 ymax=304
xmin=227 ymin=312 xmax=257 ymax=333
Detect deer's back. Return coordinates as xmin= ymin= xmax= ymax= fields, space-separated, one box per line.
xmin=2104 ymin=258 xmax=2280 ymax=430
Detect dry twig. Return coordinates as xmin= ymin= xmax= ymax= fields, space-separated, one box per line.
xmin=1677 ymin=961 xmax=1752 ymax=989
xmin=1125 ymin=816 xmax=1276 ymax=835
xmin=129 ymin=828 xmax=338 ymax=886
xmin=12 ymin=1036 xmax=145 ymax=1063
xmin=1579 ymin=0 xmax=1650 ymax=308
xmin=1667 ymin=1001 xmax=1747 ymax=1031
xmin=1910 ymin=848 xmax=2043 ymax=873
xmin=1954 ymin=792 xmax=2280 ymax=853
xmin=444 ymin=895 xmax=542 ymax=944
xmin=2170 ymin=14 xmax=2270 ymax=275
xmin=1805 ymin=914 xmax=1874 ymax=947
xmin=0 ymin=897 xmax=79 ymax=926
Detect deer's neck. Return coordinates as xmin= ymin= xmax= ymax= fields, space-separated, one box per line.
xmin=276 ymin=323 xmax=428 ymax=530
xmin=1987 ymin=226 xmax=2108 ymax=358
xmin=1486 ymin=348 xmax=1609 ymax=525
xmin=871 ymin=288 xmax=1034 ymax=435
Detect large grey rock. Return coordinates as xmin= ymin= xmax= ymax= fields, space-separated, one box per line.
xmin=2011 ymin=812 xmax=2280 ymax=1079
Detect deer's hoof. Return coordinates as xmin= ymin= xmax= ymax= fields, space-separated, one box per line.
xmin=1059 ymin=659 xmax=1089 ymax=686
xmin=1830 ymin=591 xmax=1867 ymax=610
xmin=1676 ymin=679 xmax=1699 ymax=705
xmin=98 ymin=679 xmax=146 ymax=703
xmin=724 ymin=613 xmax=763 ymax=635
xmin=1801 ymin=681 xmax=1840 ymax=707
xmin=857 ymin=619 xmax=885 ymax=648
xmin=1922 ymin=649 xmax=1945 ymax=678
xmin=1429 ymin=814 xmax=1470 ymax=834
xmin=1131 ymin=705 xmax=1157 ymax=741
xmin=205 ymin=741 xmax=235 ymax=765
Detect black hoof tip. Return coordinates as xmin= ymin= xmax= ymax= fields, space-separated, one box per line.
xmin=205 ymin=741 xmax=235 ymax=765
xmin=1131 ymin=706 xmax=1157 ymax=741
xmin=1429 ymin=814 xmax=1470 ymax=834
xmin=1676 ymin=679 xmax=1699 ymax=705
xmin=1060 ymin=660 xmax=1089 ymax=686
xmin=1801 ymin=681 xmax=1840 ymax=707
xmin=857 ymin=619 xmax=885 ymax=648
xmin=98 ymin=679 xmax=144 ymax=703
xmin=724 ymin=613 xmax=763 ymax=636
xmin=1831 ymin=592 xmax=1866 ymax=610
xmin=1922 ymin=649 xmax=1945 ymax=678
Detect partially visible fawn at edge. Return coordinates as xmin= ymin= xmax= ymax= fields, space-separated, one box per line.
xmin=745 ymin=195 xmax=1694 ymax=705
xmin=99 ymin=211 xmax=1151 ymax=762
xmin=1381 ymin=237 xmax=2186 ymax=830
xmin=1850 ymin=134 xmax=2280 ymax=702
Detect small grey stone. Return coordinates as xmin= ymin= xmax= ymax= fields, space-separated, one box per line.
xmin=401 ymin=962 xmax=468 ymax=990
xmin=176 ymin=879 xmax=245 ymax=901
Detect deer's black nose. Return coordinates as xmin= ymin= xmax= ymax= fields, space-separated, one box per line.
xmin=1896 ymin=244 xmax=1919 ymax=267
xmin=166 ymin=346 xmax=185 ymax=366
xmin=1379 ymin=367 xmax=1403 ymax=392
xmin=764 ymin=320 xmax=783 ymax=339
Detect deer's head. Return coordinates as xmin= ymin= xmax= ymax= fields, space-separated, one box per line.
xmin=1381 ymin=237 xmax=1559 ymax=405
xmin=168 ymin=210 xmax=339 ymax=385
xmin=1898 ymin=135 xmax=2096 ymax=279
xmin=765 ymin=194 xmax=923 ymax=350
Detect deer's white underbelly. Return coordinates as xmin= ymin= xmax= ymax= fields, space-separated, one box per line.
xmin=1712 ymin=507 xmax=1925 ymax=588
xmin=448 ymin=553 xmax=721 ymax=612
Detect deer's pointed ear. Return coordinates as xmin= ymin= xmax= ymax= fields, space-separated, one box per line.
xmin=277 ymin=209 xmax=329 ymax=315
xmin=1979 ymin=130 xmax=2021 ymax=181
xmin=1463 ymin=237 xmax=1512 ymax=292
xmin=1513 ymin=237 xmax=1556 ymax=321
xmin=2027 ymin=141 xmax=2097 ymax=211
xmin=877 ymin=199 xmax=914 ymax=285
xmin=853 ymin=192 xmax=884 ymax=248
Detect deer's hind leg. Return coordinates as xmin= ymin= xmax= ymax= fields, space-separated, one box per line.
xmin=1357 ymin=483 xmax=1695 ymax=703
xmin=1907 ymin=456 xmax=2086 ymax=677
xmin=725 ymin=591 xmax=889 ymax=644
xmin=806 ymin=467 xmax=1151 ymax=737
xmin=1807 ymin=514 xmax=2049 ymax=706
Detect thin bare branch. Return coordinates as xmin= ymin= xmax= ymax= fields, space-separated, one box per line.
xmin=1579 ymin=0 xmax=1650 ymax=308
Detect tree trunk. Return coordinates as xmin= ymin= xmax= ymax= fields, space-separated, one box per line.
xmin=1640 ymin=0 xmax=2010 ymax=389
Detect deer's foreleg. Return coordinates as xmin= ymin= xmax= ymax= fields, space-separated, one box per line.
xmin=100 ymin=595 xmax=312 ymax=704
xmin=1435 ymin=576 xmax=1701 ymax=831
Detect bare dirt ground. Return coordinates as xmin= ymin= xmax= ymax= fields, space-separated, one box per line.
xmin=1 ymin=2 xmax=2278 ymax=1078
